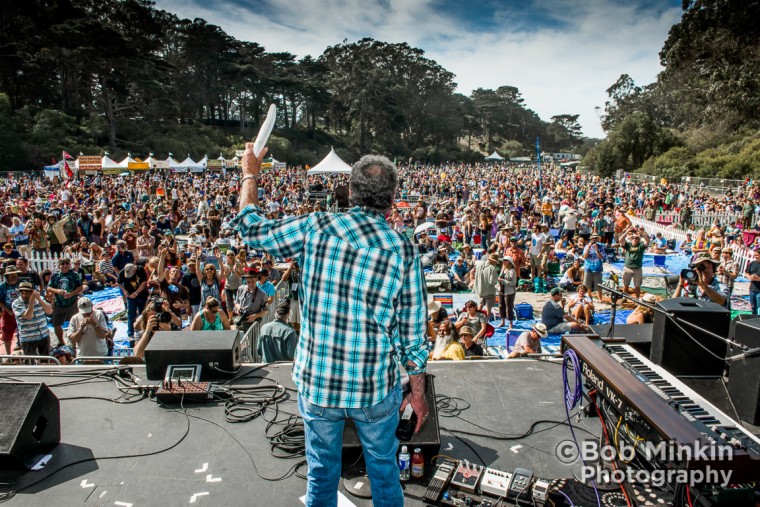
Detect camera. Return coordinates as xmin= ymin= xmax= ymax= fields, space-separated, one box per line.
xmin=153 ymin=297 xmax=165 ymax=312
xmin=156 ymin=311 xmax=172 ymax=324
xmin=680 ymin=263 xmax=705 ymax=282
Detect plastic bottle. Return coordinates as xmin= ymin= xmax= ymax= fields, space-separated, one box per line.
xmin=411 ymin=447 xmax=424 ymax=478
xmin=398 ymin=445 xmax=410 ymax=481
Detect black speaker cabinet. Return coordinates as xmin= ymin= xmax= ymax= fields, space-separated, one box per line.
xmin=651 ymin=298 xmax=730 ymax=376
xmin=0 ymin=382 xmax=60 ymax=469
xmin=342 ymin=374 xmax=440 ymax=463
xmin=144 ymin=330 xmax=241 ymax=380
xmin=727 ymin=317 xmax=760 ymax=425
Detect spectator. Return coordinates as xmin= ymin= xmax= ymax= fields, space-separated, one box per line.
xmin=675 ymin=252 xmax=729 ymax=308
xmin=627 ymin=293 xmax=658 ymax=324
xmin=472 ymin=252 xmax=500 ymax=319
xmin=528 ymin=224 xmax=547 ymax=280
xmin=0 ymin=243 xmax=21 ymax=266
xmin=0 ymin=265 xmax=21 ymax=355
xmin=134 ymin=296 xmax=182 ymax=358
xmin=111 ymin=240 xmax=134 ymax=275
xmin=455 ymin=300 xmax=487 ymax=344
xmin=449 ymin=256 xmax=470 ymax=291
xmin=233 ymin=268 xmax=269 ymax=333
xmin=189 ymin=296 xmax=231 ymax=331
xmin=508 ymin=323 xmax=547 ymax=358
xmin=744 ymin=249 xmax=760 ymax=315
xmin=12 ymin=282 xmax=53 ymax=357
xmin=427 ymin=300 xmax=449 ymax=335
xmin=182 ymin=253 xmax=203 ymax=316
xmin=67 ymin=296 xmax=109 ymax=357
xmin=568 ymin=284 xmax=595 ymax=326
xmin=541 ymin=287 xmax=586 ymax=334
xmin=118 ymin=263 xmax=149 ymax=341
xmin=459 ymin=325 xmax=484 ymax=357
xmin=48 ymin=257 xmax=84 ymax=345
xmin=559 ymin=258 xmax=584 ymax=291
xmin=619 ymin=227 xmax=649 ymax=299
xmin=15 ymin=258 xmax=41 ymax=289
xmin=717 ymin=248 xmax=738 ymax=298
xmin=256 ymin=268 xmax=276 ymax=302
xmin=257 ymin=299 xmax=297 ymax=362
xmin=157 ymin=249 xmax=191 ymax=317
xmin=583 ymin=233 xmax=605 ymax=302
xmin=497 ymin=256 xmax=517 ymax=329
xmin=195 ymin=248 xmax=223 ymax=311
xmin=430 ymin=320 xmax=464 ymax=361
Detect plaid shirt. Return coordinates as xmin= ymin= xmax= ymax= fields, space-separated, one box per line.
xmin=232 ymin=205 xmax=428 ymax=408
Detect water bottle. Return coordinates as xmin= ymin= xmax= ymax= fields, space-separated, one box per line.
xmin=398 ymin=445 xmax=410 ymax=481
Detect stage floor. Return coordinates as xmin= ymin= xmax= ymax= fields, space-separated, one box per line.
xmin=0 ymin=360 xmax=608 ymax=506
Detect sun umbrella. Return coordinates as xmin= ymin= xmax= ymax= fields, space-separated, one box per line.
xmin=414 ymin=222 xmax=436 ymax=234
xmin=396 ymin=201 xmax=410 ymax=208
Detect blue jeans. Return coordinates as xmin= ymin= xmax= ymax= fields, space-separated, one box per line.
xmin=751 ymin=292 xmax=760 ymax=315
xmin=126 ymin=296 xmax=147 ymax=338
xmin=298 ymin=382 xmax=403 ymax=507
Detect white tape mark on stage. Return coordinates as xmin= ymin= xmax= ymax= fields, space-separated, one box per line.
xmin=206 ymin=474 xmax=222 ymax=483
xmin=300 ymin=491 xmax=356 ymax=506
xmin=189 ymin=492 xmax=209 ymax=503
xmin=510 ymin=445 xmax=522 ymax=453
xmin=195 ymin=463 xmax=208 ymax=473
xmin=444 ymin=443 xmax=454 ymax=451
xmin=114 ymin=502 xmax=133 ymax=507
xmin=80 ymin=479 xmax=95 ymax=488
xmin=99 ymin=491 xmax=108 ymax=499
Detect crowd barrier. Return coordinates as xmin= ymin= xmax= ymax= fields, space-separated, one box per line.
xmin=630 ymin=215 xmax=755 ymax=275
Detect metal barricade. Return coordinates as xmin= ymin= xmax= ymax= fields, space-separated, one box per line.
xmin=0 ymin=354 xmax=61 ymax=365
xmin=71 ymin=356 xmax=121 ymax=365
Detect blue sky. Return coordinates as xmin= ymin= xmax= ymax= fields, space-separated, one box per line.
xmin=155 ymin=0 xmax=683 ymax=139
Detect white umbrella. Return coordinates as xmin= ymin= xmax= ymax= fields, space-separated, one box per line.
xmin=414 ymin=222 xmax=436 ymax=234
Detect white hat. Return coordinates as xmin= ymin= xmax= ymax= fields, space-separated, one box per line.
xmin=124 ymin=263 xmax=137 ymax=278
xmin=427 ymin=301 xmax=442 ymax=316
xmin=78 ymin=297 xmax=93 ymax=312
xmin=533 ymin=323 xmax=548 ymax=338
xmin=642 ymin=294 xmax=657 ymax=303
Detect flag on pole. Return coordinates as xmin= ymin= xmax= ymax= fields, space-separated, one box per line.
xmin=63 ymin=159 xmax=73 ymax=179
xmin=62 ymin=151 xmax=74 ymax=160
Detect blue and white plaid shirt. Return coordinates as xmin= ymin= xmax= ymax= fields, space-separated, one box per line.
xmin=232 ymin=205 xmax=429 ymax=408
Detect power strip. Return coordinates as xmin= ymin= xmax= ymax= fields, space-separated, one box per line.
xmin=480 ymin=467 xmax=512 ymax=498
xmin=450 ymin=461 xmax=484 ymax=493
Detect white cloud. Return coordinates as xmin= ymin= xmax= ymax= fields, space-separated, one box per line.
xmin=156 ymin=0 xmax=682 ymax=139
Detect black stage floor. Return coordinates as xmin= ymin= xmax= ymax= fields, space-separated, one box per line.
xmin=0 ymin=359 xmax=731 ymax=506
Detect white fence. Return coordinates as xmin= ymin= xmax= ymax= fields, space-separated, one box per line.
xmin=630 ymin=215 xmax=755 ymax=275
xmin=27 ymin=251 xmax=66 ymax=274
xmin=641 ymin=210 xmax=757 ymax=228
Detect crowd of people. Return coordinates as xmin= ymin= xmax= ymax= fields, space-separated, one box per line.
xmin=0 ymin=161 xmax=758 ymax=364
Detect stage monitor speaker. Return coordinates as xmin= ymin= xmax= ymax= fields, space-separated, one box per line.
xmin=0 ymin=382 xmax=60 ymax=470
xmin=727 ymin=317 xmax=760 ymax=425
xmin=589 ymin=323 xmax=653 ymax=356
xmin=144 ymin=330 xmax=241 ymax=381
xmin=342 ymin=374 xmax=440 ymax=462
xmin=651 ymin=298 xmax=730 ymax=376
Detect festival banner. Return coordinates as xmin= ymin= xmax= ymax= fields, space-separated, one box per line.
xmin=101 ymin=167 xmax=122 ymax=175
xmin=77 ymin=155 xmax=102 ymax=173
xmin=207 ymin=159 xmax=223 ymax=170
xmin=128 ymin=161 xmax=150 ymax=171
xmin=153 ymin=160 xmax=170 ymax=169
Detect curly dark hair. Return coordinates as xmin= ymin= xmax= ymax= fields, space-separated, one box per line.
xmin=349 ymin=155 xmax=398 ymax=213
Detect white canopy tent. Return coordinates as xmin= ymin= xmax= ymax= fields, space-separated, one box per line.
xmin=118 ymin=155 xmax=138 ymax=167
xmin=484 ymin=151 xmax=504 ymax=161
xmin=101 ymin=155 xmax=121 ymax=169
xmin=306 ymin=148 xmax=352 ymax=175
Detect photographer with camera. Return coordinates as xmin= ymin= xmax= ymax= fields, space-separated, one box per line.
xmin=674 ymin=252 xmax=729 ymax=308
xmin=133 ymin=296 xmax=182 ymax=358
xmin=232 ymin=267 xmax=269 ymax=333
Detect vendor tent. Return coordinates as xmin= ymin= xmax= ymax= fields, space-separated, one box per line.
xmin=306 ymin=148 xmax=352 ymax=175
xmin=118 ymin=154 xmax=138 ymax=167
xmin=484 ymin=151 xmax=504 ymax=161
xmin=101 ymin=155 xmax=122 ymax=175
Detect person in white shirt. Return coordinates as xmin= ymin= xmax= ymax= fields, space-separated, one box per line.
xmin=529 ymin=224 xmax=547 ymax=280
xmin=67 ymin=297 xmax=110 ymax=357
xmin=562 ymin=210 xmax=578 ymax=240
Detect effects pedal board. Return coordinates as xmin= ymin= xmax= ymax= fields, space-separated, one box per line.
xmin=479 ymin=467 xmax=512 ymax=498
xmin=532 ymin=478 xmax=550 ymax=505
xmin=424 ymin=459 xmax=457 ymax=504
xmin=156 ymin=380 xmax=211 ymax=403
xmin=450 ymin=461 xmax=484 ymax=493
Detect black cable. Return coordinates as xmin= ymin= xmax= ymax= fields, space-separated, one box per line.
xmin=440 ymin=426 xmax=488 ymax=466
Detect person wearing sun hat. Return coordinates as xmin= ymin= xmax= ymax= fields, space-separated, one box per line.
xmin=509 ymin=323 xmax=548 ymax=358
xmin=674 ymin=251 xmax=729 ymax=308
xmin=12 ymin=281 xmax=53 ymax=357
